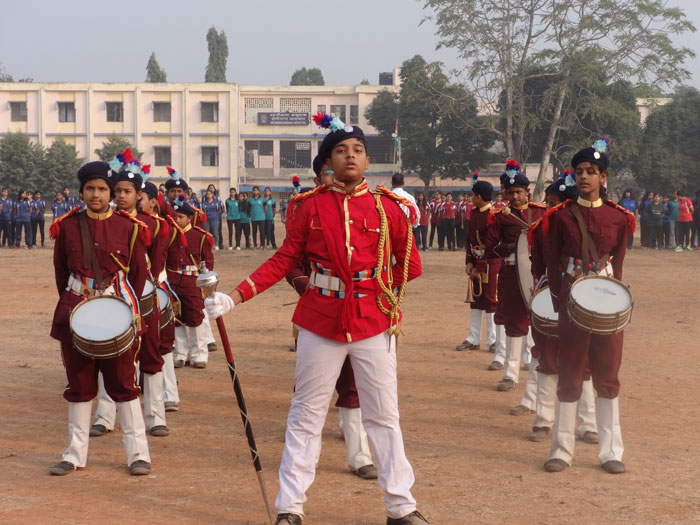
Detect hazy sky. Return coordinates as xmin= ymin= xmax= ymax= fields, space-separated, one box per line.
xmin=2 ymin=0 xmax=700 ymax=87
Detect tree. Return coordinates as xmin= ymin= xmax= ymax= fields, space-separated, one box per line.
xmin=635 ymin=87 xmax=700 ymax=193
xmin=290 ymin=67 xmax=325 ymax=86
xmin=205 ymin=27 xmax=228 ymax=82
xmin=366 ymin=55 xmax=494 ymax=191
xmin=145 ymin=52 xmax=167 ymax=82
xmin=42 ymin=138 xmax=85 ymax=195
xmin=94 ymin=135 xmax=143 ymax=162
xmin=359 ymin=79 xmax=370 ymax=85
xmin=0 ymin=62 xmax=12 ymax=82
xmin=0 ymin=132 xmax=44 ymax=194
xmin=424 ymin=0 xmax=696 ymax=198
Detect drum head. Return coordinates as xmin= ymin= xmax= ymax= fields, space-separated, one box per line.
xmin=142 ymin=280 xmax=155 ymax=297
xmin=71 ymin=296 xmax=133 ymax=340
xmin=156 ymin=288 xmax=170 ymax=308
xmin=570 ymin=277 xmax=632 ymax=315
xmin=531 ymin=287 xmax=557 ymax=321
xmin=516 ymin=231 xmax=533 ymax=307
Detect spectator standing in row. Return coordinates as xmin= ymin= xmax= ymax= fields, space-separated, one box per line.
xmin=666 ymin=192 xmax=679 ymax=249
xmin=52 ymin=192 xmax=71 ymax=220
xmin=236 ymin=192 xmax=251 ymax=249
xmin=455 ymin=194 xmax=466 ymax=249
xmin=639 ymin=191 xmax=653 ymax=247
xmin=441 ymin=192 xmax=457 ymax=251
xmin=226 ymin=188 xmax=239 ymax=250
xmin=0 ymin=188 xmax=12 ymax=247
xmin=676 ymin=190 xmax=694 ymax=251
xmin=645 ymin=193 xmax=665 ymax=249
xmin=249 ymin=186 xmax=266 ymax=249
xmin=30 ymin=190 xmax=46 ymax=248
xmin=692 ymin=189 xmax=700 ymax=249
xmin=662 ymin=195 xmax=672 ymax=248
xmin=618 ymin=190 xmax=637 ymax=249
xmin=63 ymin=186 xmax=78 ymax=209
xmin=428 ymin=190 xmax=442 ymax=249
xmin=415 ymin=192 xmax=429 ymax=251
xmin=263 ymin=187 xmax=277 ymax=250
xmin=207 ymin=184 xmax=225 ymax=250
xmin=202 ymin=189 xmax=222 ymax=250
xmin=13 ymin=190 xmax=32 ymax=249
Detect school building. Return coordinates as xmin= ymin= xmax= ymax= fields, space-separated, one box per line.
xmin=0 ymin=82 xmax=401 ymax=196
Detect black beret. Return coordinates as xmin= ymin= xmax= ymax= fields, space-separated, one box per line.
xmin=571 ymin=147 xmax=608 ymax=172
xmin=172 ymin=194 xmax=195 ymax=216
xmin=503 ymin=171 xmax=530 ymax=190
xmin=472 ymin=180 xmax=493 ymax=201
xmin=77 ymin=161 xmax=115 ymax=189
xmin=312 ymin=155 xmax=323 ymax=176
xmin=141 ymin=181 xmax=159 ymax=199
xmin=317 ymin=125 xmax=366 ymax=163
xmin=546 ymin=177 xmax=580 ymax=202
xmin=114 ymin=170 xmax=142 ymax=190
xmin=165 ymin=178 xmax=188 ymax=191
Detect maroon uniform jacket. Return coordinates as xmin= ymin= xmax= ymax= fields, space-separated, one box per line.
xmin=466 ymin=203 xmax=501 ymax=312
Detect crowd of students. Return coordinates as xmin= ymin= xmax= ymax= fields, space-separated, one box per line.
xmin=619 ymin=189 xmax=700 ymax=251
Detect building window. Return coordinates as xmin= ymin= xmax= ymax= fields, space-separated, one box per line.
xmin=316 ymin=104 xmax=326 ymax=114
xmin=330 ymin=104 xmax=346 ymax=122
xmin=280 ymin=97 xmax=311 ymax=114
xmin=58 ymin=102 xmax=75 ymax=123
xmin=106 ymin=102 xmax=123 ymax=122
xmin=154 ymin=146 xmax=171 ymax=166
xmin=202 ymin=146 xmax=219 ymax=166
xmin=10 ymin=102 xmax=27 ymax=122
xmin=153 ymin=102 xmax=171 ymax=122
xmin=201 ymin=102 xmax=219 ymax=123
xmin=365 ymin=136 xmax=395 ymax=164
xmin=244 ymin=140 xmax=274 ymax=168
xmin=350 ymin=105 xmax=359 ymax=125
xmin=244 ymin=97 xmax=273 ymax=124
xmin=280 ymin=141 xmax=311 ymax=169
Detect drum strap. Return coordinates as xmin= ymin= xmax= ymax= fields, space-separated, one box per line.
xmin=571 ymin=205 xmax=609 ymax=273
xmin=79 ymin=213 xmax=105 ymax=287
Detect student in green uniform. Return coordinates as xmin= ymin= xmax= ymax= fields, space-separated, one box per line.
xmin=236 ymin=192 xmax=251 ymax=250
xmin=249 ymin=186 xmax=266 ymax=249
xmin=226 ymin=188 xmax=239 ymax=250
xmin=263 ymin=186 xmax=277 ymax=250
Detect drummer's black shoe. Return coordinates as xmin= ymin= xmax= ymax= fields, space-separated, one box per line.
xmin=150 ymin=425 xmax=169 ymax=437
xmin=192 ymin=361 xmax=207 ymax=369
xmin=488 ymin=343 xmax=496 ymax=353
xmin=173 ymin=360 xmax=184 ymax=368
xmin=497 ymin=378 xmax=515 ymax=391
xmin=49 ymin=461 xmax=76 ymax=476
xmin=129 ymin=460 xmax=151 ymax=476
xmin=529 ymin=427 xmax=550 ymax=442
xmin=89 ymin=424 xmax=109 ymax=437
xmin=276 ymin=513 xmax=302 ymax=524
xmin=488 ymin=361 xmax=503 ymax=371
xmin=387 ymin=510 xmax=429 ymax=524
xmin=602 ymin=460 xmax=625 ymax=474
xmin=544 ymin=458 xmax=568 ymax=472
xmin=581 ymin=431 xmax=599 ymax=444
xmin=207 ymin=342 xmax=217 ymax=352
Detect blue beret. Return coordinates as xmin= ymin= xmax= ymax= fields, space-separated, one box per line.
xmin=546 ymin=178 xmax=580 ymax=201
xmin=312 ymin=155 xmax=323 ymax=176
xmin=172 ymin=195 xmax=195 ymax=216
xmin=115 ymin=170 xmax=142 ymax=190
xmin=77 ymin=161 xmax=115 ymax=189
xmin=165 ymin=177 xmax=188 ymax=191
xmin=472 ymin=180 xmax=493 ymax=201
xmin=141 ymin=181 xmax=159 ymax=198
xmin=571 ymin=147 xmax=609 ymax=172
xmin=317 ymin=125 xmax=366 ymax=163
xmin=503 ymin=171 xmax=530 ymax=189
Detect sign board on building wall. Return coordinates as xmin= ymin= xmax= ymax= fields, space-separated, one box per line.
xmin=257 ymin=112 xmax=309 ymax=125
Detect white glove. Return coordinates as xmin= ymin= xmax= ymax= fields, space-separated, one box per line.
xmin=204 ymin=292 xmax=235 ymax=320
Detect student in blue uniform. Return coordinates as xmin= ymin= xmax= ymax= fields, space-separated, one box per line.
xmin=14 ymin=190 xmax=32 ymax=249
xmin=0 ymin=188 xmax=12 ymax=247
xmin=31 ymin=190 xmax=47 ymax=248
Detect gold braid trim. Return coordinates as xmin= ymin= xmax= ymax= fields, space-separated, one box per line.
xmin=373 ymin=194 xmax=413 ymax=338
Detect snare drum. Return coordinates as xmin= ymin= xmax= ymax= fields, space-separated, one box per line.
xmin=530 ymin=286 xmax=558 ymax=338
xmin=156 ymin=287 xmax=174 ymax=330
xmin=566 ymin=275 xmax=633 ymax=335
xmin=70 ymin=295 xmax=137 ymax=359
xmin=139 ymin=280 xmax=156 ymax=316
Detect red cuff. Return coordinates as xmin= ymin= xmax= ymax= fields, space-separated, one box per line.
xmin=235 ymin=277 xmax=258 ymax=302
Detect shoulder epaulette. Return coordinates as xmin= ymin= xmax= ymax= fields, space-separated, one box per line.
xmin=605 ymin=200 xmax=636 ymax=235
xmin=373 ymin=185 xmax=417 ymax=224
xmin=527 ymin=217 xmax=543 ymax=248
xmin=193 ymin=225 xmax=215 ymax=247
xmin=191 ymin=206 xmax=207 ymax=225
xmin=487 ymin=207 xmax=504 ymax=225
xmin=528 ymin=202 xmax=547 ymax=209
xmin=49 ymin=206 xmax=81 ymax=240
xmin=140 ymin=209 xmax=169 ymax=239
xmin=541 ymin=199 xmax=573 ymax=236
xmin=165 ymin=215 xmax=187 ymax=247
xmin=286 ymin=185 xmax=327 ymax=224
xmin=117 ymin=209 xmax=152 ymax=247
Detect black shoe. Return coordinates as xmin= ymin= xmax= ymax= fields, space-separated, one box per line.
xmin=49 ymin=461 xmax=76 ymax=476
xmin=150 ymin=425 xmax=169 ymax=437
xmin=89 ymin=424 xmax=109 ymax=437
xmin=544 ymin=458 xmax=568 ymax=472
xmin=602 ymin=460 xmax=625 ymax=474
xmin=387 ymin=510 xmax=429 ymax=524
xmin=276 ymin=513 xmax=302 ymax=524
xmin=129 ymin=460 xmax=151 ymax=476
xmin=353 ymin=464 xmax=378 ymax=479
xmin=207 ymin=342 xmax=217 ymax=352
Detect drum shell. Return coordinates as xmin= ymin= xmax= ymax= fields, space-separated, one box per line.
xmin=139 ymin=280 xmax=156 ymax=317
xmin=156 ymin=288 xmax=174 ymax=330
xmin=69 ymin=296 xmax=137 ymax=360
xmin=530 ymin=286 xmax=558 ymax=338
xmin=566 ymin=276 xmax=634 ymax=335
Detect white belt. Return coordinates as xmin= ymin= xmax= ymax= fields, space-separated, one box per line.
xmin=67 ymin=274 xmax=115 ymax=297
xmin=565 ymin=262 xmax=613 ymax=278
xmin=180 ymin=265 xmax=198 ymax=272
xmin=504 ymin=253 xmax=516 ymax=263
xmin=309 ymin=271 xmax=345 ymax=292
xmin=472 ymin=247 xmax=485 ymax=257
xmin=158 ymin=269 xmax=167 ymax=283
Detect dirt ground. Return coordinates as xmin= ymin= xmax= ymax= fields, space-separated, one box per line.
xmin=1 ymin=227 xmax=699 ymax=524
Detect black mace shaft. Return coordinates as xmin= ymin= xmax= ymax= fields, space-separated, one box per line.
xmin=215 ymin=316 xmax=275 ymax=525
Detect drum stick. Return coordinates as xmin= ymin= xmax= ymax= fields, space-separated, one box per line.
xmin=215 ymin=316 xmax=275 ymax=525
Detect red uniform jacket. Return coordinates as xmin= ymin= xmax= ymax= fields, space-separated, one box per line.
xmin=544 ymin=198 xmax=633 ymax=312
xmin=50 ymin=208 xmax=148 ymax=344
xmin=466 ymin=204 xmax=498 ymax=273
xmin=485 ymin=202 xmax=546 ymax=260
xmin=529 ymin=218 xmax=547 ymax=281
xmin=442 ymin=201 xmax=457 ymax=220
xmin=236 ymin=179 xmax=422 ymax=343
xmin=137 ymin=210 xmax=169 ymax=279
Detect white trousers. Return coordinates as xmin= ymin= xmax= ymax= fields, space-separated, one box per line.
xmin=143 ymin=371 xmax=166 ymax=429
xmin=162 ymin=351 xmax=180 ymax=403
xmin=519 ymin=356 xmax=538 ymax=411
xmin=596 ymin=397 xmax=623 ymax=463
xmin=577 ymin=379 xmax=597 ymax=437
xmin=117 ymin=399 xmax=151 ymax=465
xmin=201 ymin=309 xmax=216 ymax=345
xmin=276 ymin=329 xmax=416 ymax=519
xmin=93 ymin=372 xmax=116 ymax=430
xmin=466 ymin=309 xmax=497 ymax=348
xmin=522 ymin=329 xmax=534 ymax=366
xmin=493 ymin=324 xmax=506 ymax=365
xmin=174 ymin=325 xmax=209 ymax=363
xmin=501 ymin=336 xmax=523 ymax=382
xmin=62 ymin=401 xmax=92 ymax=467
xmin=338 ymin=407 xmax=373 ymax=471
